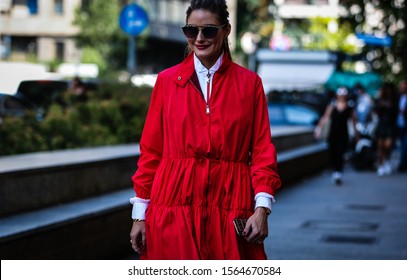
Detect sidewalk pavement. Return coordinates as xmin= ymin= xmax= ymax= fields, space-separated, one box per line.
xmin=265 ymin=159 xmax=407 ymax=260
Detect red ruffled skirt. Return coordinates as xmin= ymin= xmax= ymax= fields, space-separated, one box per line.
xmin=141 ymin=157 xmax=267 ymax=260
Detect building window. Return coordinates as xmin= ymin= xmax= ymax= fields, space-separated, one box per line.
xmin=12 ymin=0 xmax=26 ymax=5
xmin=27 ymin=0 xmax=38 ymax=14
xmin=54 ymin=0 xmax=63 ymax=14
xmin=56 ymin=41 xmax=64 ymax=61
xmin=10 ymin=36 xmax=36 ymax=60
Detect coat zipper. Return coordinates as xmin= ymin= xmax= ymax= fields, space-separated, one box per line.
xmin=204 ymin=70 xmax=211 ymax=258
xmin=206 ymin=70 xmax=212 ymax=197
xmin=206 ymin=71 xmax=211 ymax=115
xmin=206 ymin=70 xmax=212 ymax=180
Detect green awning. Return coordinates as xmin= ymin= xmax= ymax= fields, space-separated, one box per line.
xmin=325 ymin=71 xmax=383 ymax=96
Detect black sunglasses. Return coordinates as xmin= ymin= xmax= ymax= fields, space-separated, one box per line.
xmin=182 ymin=24 xmax=226 ymax=39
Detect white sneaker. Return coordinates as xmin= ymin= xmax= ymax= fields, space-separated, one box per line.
xmin=331 ymin=172 xmax=342 ymax=185
xmin=384 ymin=161 xmax=392 ymax=175
xmin=377 ymin=165 xmax=385 ymax=176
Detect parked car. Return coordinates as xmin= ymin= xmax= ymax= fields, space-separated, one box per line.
xmin=0 ymin=79 xmax=88 ymax=121
xmin=0 ymin=93 xmax=32 ymax=118
xmin=1 ymin=80 xmax=69 ymax=120
xmin=16 ymin=80 xmax=69 ymax=108
xmin=268 ymin=102 xmax=319 ymax=126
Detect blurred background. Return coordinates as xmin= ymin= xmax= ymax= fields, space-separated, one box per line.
xmin=0 ymin=0 xmax=406 ymax=260
xmin=1 ymin=0 xmax=406 ymax=155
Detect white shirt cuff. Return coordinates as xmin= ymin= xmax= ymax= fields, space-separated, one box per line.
xmin=254 ymin=192 xmax=275 ymax=213
xmin=130 ymin=197 xmax=150 ymax=219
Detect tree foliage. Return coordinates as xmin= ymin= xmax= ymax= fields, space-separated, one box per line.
xmin=236 ymin=0 xmax=274 ymax=49
xmin=237 ymin=1 xmax=358 ymax=53
xmin=0 ymin=84 xmax=151 ymax=156
xmin=236 ymin=0 xmax=405 ymax=81
xmin=73 ymin=0 xmax=127 ymax=74
xmin=340 ymin=0 xmax=407 ymax=82
xmin=302 ymin=17 xmax=359 ymax=54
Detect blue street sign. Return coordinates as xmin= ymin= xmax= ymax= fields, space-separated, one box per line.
xmin=356 ymin=33 xmax=392 ymax=47
xmin=119 ymin=4 xmax=149 ymax=36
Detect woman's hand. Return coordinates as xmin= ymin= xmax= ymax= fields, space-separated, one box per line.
xmin=243 ymin=207 xmax=269 ymax=244
xmin=314 ymin=126 xmax=322 ymax=139
xmin=130 ymin=220 xmax=146 ymax=255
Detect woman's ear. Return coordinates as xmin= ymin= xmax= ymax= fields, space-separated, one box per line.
xmin=225 ymin=23 xmax=231 ymax=37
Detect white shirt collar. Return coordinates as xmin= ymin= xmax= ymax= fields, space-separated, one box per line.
xmin=194 ymin=53 xmax=224 ymax=74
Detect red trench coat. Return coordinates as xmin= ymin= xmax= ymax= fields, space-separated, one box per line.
xmin=132 ymin=52 xmax=281 ymax=260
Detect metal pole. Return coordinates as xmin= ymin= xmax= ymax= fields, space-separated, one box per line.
xmin=249 ymin=52 xmax=256 ymax=72
xmin=128 ymin=35 xmax=136 ymax=75
xmin=127 ymin=0 xmax=137 ymax=76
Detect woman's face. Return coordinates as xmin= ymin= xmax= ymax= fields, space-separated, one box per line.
xmin=186 ymin=9 xmax=230 ymax=69
xmin=336 ymin=94 xmax=348 ymax=102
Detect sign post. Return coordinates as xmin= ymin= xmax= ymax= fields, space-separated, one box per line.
xmin=356 ymin=33 xmax=392 ymax=47
xmin=119 ymin=3 xmax=149 ymax=75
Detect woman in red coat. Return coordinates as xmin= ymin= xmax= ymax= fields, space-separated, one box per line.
xmin=129 ymin=0 xmax=281 ymax=260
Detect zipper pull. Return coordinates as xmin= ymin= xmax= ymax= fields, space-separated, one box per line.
xmin=206 ymin=70 xmax=211 ymax=114
xmin=206 ymin=71 xmax=211 ymax=84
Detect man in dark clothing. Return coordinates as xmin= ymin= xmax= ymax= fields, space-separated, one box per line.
xmin=397 ymin=80 xmax=407 ymax=172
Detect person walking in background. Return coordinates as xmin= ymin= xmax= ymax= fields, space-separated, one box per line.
xmin=129 ymin=0 xmax=281 ymax=260
xmin=70 ymin=76 xmax=88 ymax=103
xmin=354 ymin=83 xmax=373 ymax=126
xmin=397 ymin=80 xmax=407 ymax=172
xmin=315 ymin=87 xmax=358 ymax=185
xmin=375 ymin=82 xmax=398 ymax=176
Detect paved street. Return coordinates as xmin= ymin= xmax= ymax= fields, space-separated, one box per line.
xmin=265 ymin=159 xmax=407 ymax=260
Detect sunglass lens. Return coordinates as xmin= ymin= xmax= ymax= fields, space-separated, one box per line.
xmin=182 ymin=26 xmax=221 ymax=39
xmin=182 ymin=26 xmax=198 ymax=38
xmin=202 ymin=27 xmax=218 ymax=39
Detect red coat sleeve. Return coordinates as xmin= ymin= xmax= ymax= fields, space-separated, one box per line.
xmin=249 ymin=76 xmax=281 ymax=196
xmin=131 ymin=75 xmax=164 ymax=199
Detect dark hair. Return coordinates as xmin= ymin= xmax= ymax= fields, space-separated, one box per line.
xmin=354 ymin=83 xmax=365 ymax=91
xmin=185 ymin=0 xmax=231 ymax=58
xmin=186 ymin=0 xmax=229 ymax=25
